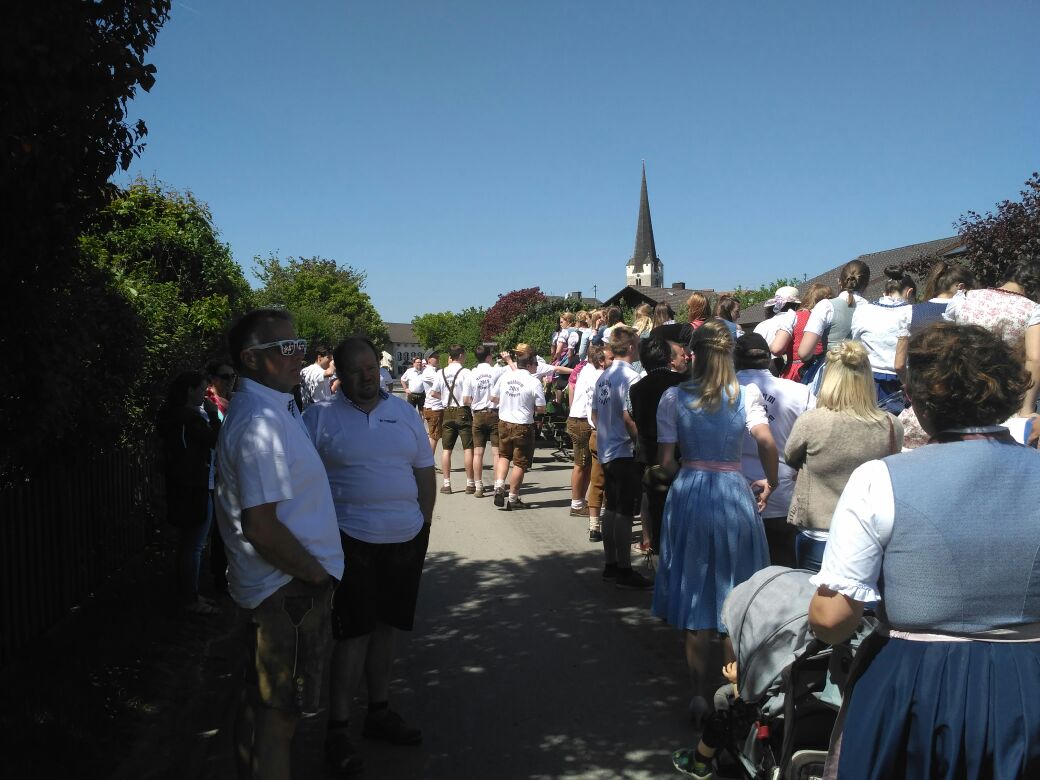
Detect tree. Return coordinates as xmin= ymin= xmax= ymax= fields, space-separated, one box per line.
xmin=903 ymin=172 xmax=1040 ymax=287
xmin=729 ymin=278 xmax=805 ymax=312
xmin=79 ymin=179 xmax=253 ymax=433
xmin=255 ymin=256 xmax=390 ymax=350
xmin=1 ymin=2 xmax=171 ymax=476
xmin=480 ymin=287 xmax=547 ymax=342
xmin=411 ymin=307 xmax=486 ymax=352
xmin=497 ymin=297 xmax=587 ymax=356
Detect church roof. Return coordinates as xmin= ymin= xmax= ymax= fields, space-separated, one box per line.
xmin=627 ymin=162 xmax=660 ymax=269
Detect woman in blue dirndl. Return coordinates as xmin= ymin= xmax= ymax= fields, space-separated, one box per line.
xmin=810 ymin=322 xmax=1040 ymax=780
xmin=651 ymin=321 xmax=779 ymax=712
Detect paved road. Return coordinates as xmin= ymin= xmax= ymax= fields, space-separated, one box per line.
xmin=197 ymin=438 xmax=697 ymax=780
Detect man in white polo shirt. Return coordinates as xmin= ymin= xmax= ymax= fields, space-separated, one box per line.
xmin=400 ymin=357 xmax=426 ymax=414
xmin=303 ymin=337 xmax=436 ymax=774
xmin=490 ymin=343 xmax=546 ymax=510
xmin=215 ymin=309 xmax=344 ymax=780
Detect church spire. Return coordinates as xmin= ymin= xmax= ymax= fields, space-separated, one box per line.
xmin=626 ymin=161 xmax=663 ymax=287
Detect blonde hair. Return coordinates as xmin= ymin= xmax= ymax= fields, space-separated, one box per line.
xmin=559 ymin=311 xmax=575 ymax=326
xmin=576 ymin=309 xmax=589 ymax=326
xmin=631 ymin=303 xmax=653 ymax=336
xmin=608 ymin=325 xmax=639 ymax=357
xmin=816 ymin=341 xmax=887 ymax=422
xmin=682 ymin=320 xmax=738 ymax=412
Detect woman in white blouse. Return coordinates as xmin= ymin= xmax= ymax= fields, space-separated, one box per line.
xmin=809 ymin=322 xmax=1040 ymax=779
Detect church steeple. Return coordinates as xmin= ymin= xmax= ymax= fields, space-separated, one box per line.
xmin=626 ymin=161 xmax=664 ymax=287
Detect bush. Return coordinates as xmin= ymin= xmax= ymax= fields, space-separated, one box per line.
xmin=480 ymin=287 xmax=547 ymax=342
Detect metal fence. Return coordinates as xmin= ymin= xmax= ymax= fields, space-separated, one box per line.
xmin=0 ymin=445 xmax=160 ymax=668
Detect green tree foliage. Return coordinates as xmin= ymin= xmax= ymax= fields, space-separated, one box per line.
xmin=1 ymin=1 xmax=171 ymax=475
xmin=411 ymin=307 xmax=486 ymax=352
xmin=497 ymin=297 xmax=586 ymax=356
xmin=903 ymin=172 xmax=1040 ymax=287
xmin=78 ymin=179 xmax=252 ymax=433
xmin=255 ymin=256 xmax=390 ymax=350
xmin=480 ymin=287 xmax=547 ymax=341
xmin=729 ymin=278 xmax=805 ymax=312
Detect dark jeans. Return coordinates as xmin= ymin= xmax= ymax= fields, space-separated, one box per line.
xmin=794 ymin=531 xmax=827 ymax=573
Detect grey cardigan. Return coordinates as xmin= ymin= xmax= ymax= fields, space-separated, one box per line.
xmin=785 ymin=408 xmax=903 ymax=531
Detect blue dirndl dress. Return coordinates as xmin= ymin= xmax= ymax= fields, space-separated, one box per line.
xmin=651 ymin=386 xmax=769 ymax=633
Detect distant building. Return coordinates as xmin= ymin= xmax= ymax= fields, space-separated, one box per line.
xmin=387 ymin=322 xmax=422 ymax=375
xmin=545 ymin=291 xmax=601 ymax=309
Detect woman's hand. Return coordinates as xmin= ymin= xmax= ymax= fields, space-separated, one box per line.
xmin=750 ymin=479 xmax=772 ymax=512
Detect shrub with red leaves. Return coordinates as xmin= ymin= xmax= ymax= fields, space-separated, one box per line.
xmin=480 ymin=287 xmax=547 ymax=342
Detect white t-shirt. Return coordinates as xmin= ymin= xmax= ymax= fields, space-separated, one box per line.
xmin=736 ymin=369 xmax=817 ymax=518
xmin=421 ymin=365 xmax=442 ymax=409
xmin=753 ymin=310 xmax=797 ymax=348
xmin=466 ymin=362 xmax=505 ymax=411
xmin=401 ymin=367 xmax=425 ymax=394
xmin=533 ymin=356 xmax=557 ymax=380
xmin=430 ymin=363 xmax=471 ymax=409
xmin=593 ymin=360 xmax=640 ymax=462
xmin=491 ymin=368 xmax=546 ymax=424
xmin=215 ymin=378 xmax=344 ymax=609
xmin=656 ymin=383 xmax=771 ymax=444
xmin=303 ymin=392 xmax=434 ymax=544
xmin=379 ymin=367 xmax=393 ymax=393
xmin=569 ymin=363 xmax=600 ymax=421
xmin=804 ymin=292 xmax=868 ymax=337
xmin=850 ymin=301 xmax=907 ymax=376
xmin=300 ymin=363 xmax=332 ymax=405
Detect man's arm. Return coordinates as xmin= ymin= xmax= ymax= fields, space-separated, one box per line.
xmin=413 ymin=465 xmax=436 ymax=526
xmin=622 ymin=409 xmax=639 ymax=443
xmin=241 ymin=502 xmax=331 ymax=585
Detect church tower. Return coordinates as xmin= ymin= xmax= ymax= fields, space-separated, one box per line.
xmin=625 ymin=162 xmax=664 ymax=288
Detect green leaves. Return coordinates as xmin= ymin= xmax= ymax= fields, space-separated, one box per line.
xmin=254 ymin=254 xmax=389 ymax=350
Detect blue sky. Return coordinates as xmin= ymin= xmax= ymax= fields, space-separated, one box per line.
xmin=120 ymin=0 xmax=1040 ymax=323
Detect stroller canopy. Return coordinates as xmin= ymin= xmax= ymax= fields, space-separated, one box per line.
xmin=722 ymin=566 xmax=818 ymax=705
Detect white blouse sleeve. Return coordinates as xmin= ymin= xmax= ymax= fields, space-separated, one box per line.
xmin=656 ymin=386 xmax=679 ymax=444
xmin=742 ymin=383 xmax=769 ymax=431
xmin=809 ymin=460 xmax=895 ymax=603
xmin=942 ymin=293 xmax=964 ymax=322
xmin=1028 ymin=303 xmax=1040 ymax=328
xmin=803 ymin=298 xmax=834 ymax=336
xmin=894 ymin=306 xmax=913 ymax=339
xmin=774 ymin=309 xmax=797 ymax=335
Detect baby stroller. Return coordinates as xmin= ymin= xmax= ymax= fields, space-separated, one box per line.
xmin=537 ymin=396 xmax=573 ymax=462
xmin=709 ymin=567 xmax=875 ymax=779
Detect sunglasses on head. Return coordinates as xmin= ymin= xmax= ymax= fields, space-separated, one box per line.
xmin=245 ymin=338 xmax=308 ymax=357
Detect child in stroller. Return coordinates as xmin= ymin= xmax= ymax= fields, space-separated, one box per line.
xmin=672 ymin=566 xmax=873 ymax=780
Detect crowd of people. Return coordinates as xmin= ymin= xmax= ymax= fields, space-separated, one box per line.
xmin=154 ymin=254 xmax=1040 ymax=779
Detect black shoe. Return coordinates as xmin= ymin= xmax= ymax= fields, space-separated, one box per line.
xmin=602 ymin=563 xmax=618 ymax=581
xmin=615 ymin=568 xmax=654 ymax=590
xmin=589 ymin=529 xmax=602 ymax=543
xmin=363 ymin=709 xmax=422 ymax=745
xmin=325 ymin=732 xmax=364 ymax=776
xmin=493 ymin=488 xmax=505 ymax=507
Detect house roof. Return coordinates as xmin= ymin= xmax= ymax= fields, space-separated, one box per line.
xmin=386 ymin=322 xmax=418 ymax=344
xmin=737 ymin=235 xmax=965 ymax=327
xmin=604 ymin=285 xmax=713 ymax=309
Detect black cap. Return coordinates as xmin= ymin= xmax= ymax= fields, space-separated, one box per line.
xmin=735 ymin=333 xmax=771 ymax=366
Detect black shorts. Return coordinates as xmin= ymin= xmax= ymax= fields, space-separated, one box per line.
xmin=601 ymin=457 xmax=643 ymax=516
xmin=331 ymin=525 xmax=430 ymax=640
